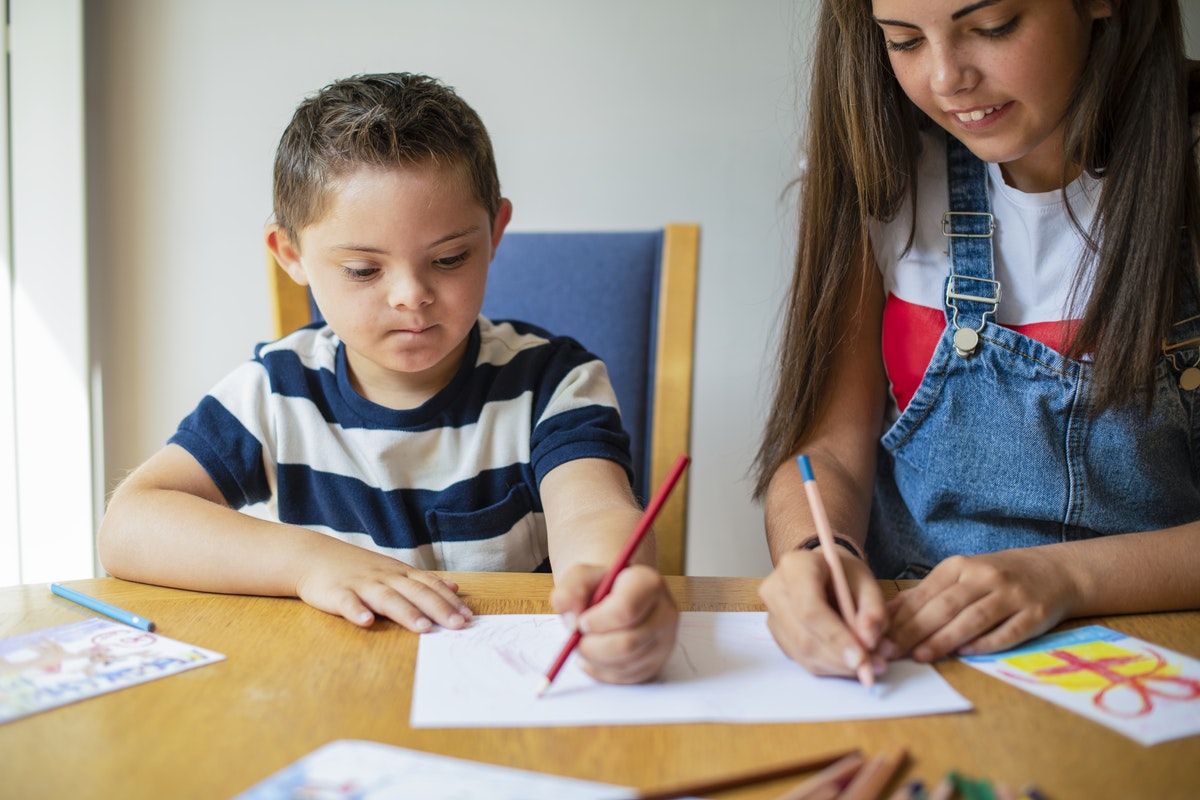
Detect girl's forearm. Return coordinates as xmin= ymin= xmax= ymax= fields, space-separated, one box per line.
xmin=1042 ymin=523 xmax=1200 ymax=618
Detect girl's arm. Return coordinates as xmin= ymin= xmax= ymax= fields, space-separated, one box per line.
xmin=759 ymin=258 xmax=890 ymax=678
xmin=884 ymin=524 xmax=1200 ymax=663
xmin=541 ymin=457 xmax=679 ymax=684
xmin=97 ymin=444 xmax=470 ymax=631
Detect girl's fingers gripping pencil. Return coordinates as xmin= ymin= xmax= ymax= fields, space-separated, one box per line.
xmin=796 ymin=455 xmax=878 ymax=690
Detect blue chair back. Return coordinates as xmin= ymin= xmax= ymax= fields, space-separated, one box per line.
xmin=482 ymin=231 xmax=663 ymax=503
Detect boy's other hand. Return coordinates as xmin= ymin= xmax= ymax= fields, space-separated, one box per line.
xmin=294 ymin=536 xmax=472 ymax=632
xmin=550 ymin=563 xmax=679 ymax=684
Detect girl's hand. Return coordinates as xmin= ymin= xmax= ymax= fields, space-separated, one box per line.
xmin=550 ymin=563 xmax=679 ymax=684
xmin=880 ymin=549 xmax=1081 ymax=663
xmin=294 ymin=537 xmax=473 ymax=632
xmin=759 ymin=547 xmax=887 ymax=678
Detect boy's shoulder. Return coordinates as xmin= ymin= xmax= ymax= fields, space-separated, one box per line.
xmin=254 ymin=323 xmax=340 ymax=370
xmin=475 ymin=316 xmax=593 ymax=363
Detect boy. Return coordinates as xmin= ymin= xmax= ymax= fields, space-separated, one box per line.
xmin=98 ymin=73 xmax=678 ymax=685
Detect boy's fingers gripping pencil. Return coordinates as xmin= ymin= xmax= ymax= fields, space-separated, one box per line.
xmin=50 ymin=582 xmax=156 ymax=632
xmin=537 ymin=454 xmax=690 ymax=698
xmin=796 ymin=455 xmax=877 ymax=691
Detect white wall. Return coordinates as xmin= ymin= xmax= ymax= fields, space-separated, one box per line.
xmin=86 ymin=0 xmax=812 ymax=576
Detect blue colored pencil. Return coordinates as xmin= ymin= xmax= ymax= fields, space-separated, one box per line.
xmin=50 ymin=582 xmax=156 ymax=632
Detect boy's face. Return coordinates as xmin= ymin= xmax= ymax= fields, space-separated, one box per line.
xmin=272 ymin=163 xmax=511 ymax=409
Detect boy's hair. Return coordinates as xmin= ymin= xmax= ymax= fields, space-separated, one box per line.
xmin=753 ymin=0 xmax=1199 ymax=499
xmin=273 ymin=72 xmax=501 ymax=245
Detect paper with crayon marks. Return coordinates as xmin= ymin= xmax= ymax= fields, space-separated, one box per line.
xmin=233 ymin=739 xmax=654 ymax=800
xmin=0 ymin=617 xmax=224 ymax=724
xmin=960 ymin=625 xmax=1200 ymax=745
xmin=411 ymin=612 xmax=971 ymax=727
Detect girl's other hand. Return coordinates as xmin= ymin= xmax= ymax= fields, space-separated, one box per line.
xmin=880 ymin=548 xmax=1081 ymax=663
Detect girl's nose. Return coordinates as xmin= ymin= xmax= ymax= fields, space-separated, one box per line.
xmin=929 ymin=44 xmax=977 ymax=98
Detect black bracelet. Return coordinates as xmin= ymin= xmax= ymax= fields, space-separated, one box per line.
xmin=798 ymin=535 xmax=864 ymax=561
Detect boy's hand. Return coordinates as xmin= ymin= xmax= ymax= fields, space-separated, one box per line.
xmin=294 ymin=536 xmax=473 ymax=633
xmin=759 ymin=547 xmax=887 ymax=679
xmin=550 ymin=563 xmax=678 ymax=684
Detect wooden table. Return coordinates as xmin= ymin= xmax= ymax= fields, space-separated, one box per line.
xmin=2 ymin=574 xmax=1198 ymax=799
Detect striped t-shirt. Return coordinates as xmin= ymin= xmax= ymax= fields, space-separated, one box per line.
xmin=169 ymin=317 xmax=632 ymax=572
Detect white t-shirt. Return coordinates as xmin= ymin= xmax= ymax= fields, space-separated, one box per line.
xmin=869 ymin=128 xmax=1102 ymax=412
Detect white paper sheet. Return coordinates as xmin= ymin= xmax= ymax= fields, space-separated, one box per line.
xmin=233 ymin=739 xmax=647 ymax=800
xmin=411 ymin=612 xmax=971 ymax=727
xmin=961 ymin=624 xmax=1200 ymax=746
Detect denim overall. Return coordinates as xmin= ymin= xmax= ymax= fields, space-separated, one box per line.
xmin=866 ymin=133 xmax=1200 ymax=579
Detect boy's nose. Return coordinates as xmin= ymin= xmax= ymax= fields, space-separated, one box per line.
xmin=387 ymin=270 xmax=434 ymax=309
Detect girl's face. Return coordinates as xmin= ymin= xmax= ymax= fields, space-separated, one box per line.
xmin=871 ymin=0 xmax=1111 ymax=192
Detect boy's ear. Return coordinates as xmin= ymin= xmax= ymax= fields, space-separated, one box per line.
xmin=266 ymin=224 xmax=309 ymax=287
xmin=490 ymin=199 xmax=513 ymax=252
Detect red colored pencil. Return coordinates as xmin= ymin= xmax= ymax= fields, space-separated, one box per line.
xmin=536 ymin=453 xmax=690 ymax=697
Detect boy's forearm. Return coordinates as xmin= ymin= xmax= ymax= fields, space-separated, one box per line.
xmin=99 ymin=486 xmax=319 ymax=597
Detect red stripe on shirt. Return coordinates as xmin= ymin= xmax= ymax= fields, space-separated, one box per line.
xmin=882 ymin=293 xmax=1077 ymax=412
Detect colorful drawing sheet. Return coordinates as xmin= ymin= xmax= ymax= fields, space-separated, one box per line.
xmin=960 ymin=625 xmax=1200 ymax=746
xmin=234 ymin=739 xmax=658 ymax=800
xmin=0 ymin=618 xmax=224 ymax=724
xmin=410 ymin=612 xmax=971 ymax=727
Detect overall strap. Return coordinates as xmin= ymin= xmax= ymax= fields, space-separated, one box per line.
xmin=943 ymin=132 xmax=1001 ymax=358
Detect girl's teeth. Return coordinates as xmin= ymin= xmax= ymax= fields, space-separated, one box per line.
xmin=957 ymin=106 xmax=999 ymax=122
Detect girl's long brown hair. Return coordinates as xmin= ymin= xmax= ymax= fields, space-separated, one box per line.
xmin=753 ymin=0 xmax=1199 ymax=500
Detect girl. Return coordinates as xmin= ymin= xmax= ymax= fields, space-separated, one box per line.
xmin=755 ymin=0 xmax=1200 ymax=680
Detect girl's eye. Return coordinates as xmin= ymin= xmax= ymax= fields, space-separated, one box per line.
xmin=979 ymin=16 xmax=1019 ymax=38
xmin=884 ymin=37 xmax=922 ymax=53
xmin=341 ymin=266 xmax=379 ymax=281
xmin=435 ymin=251 xmax=469 ymax=269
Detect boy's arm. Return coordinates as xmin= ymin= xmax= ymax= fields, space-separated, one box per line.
xmin=541 ymin=457 xmax=678 ymax=684
xmin=98 ymin=444 xmax=471 ymax=632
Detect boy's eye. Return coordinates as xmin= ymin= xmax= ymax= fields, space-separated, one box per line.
xmin=341 ymin=266 xmax=379 ymax=281
xmin=435 ymin=251 xmax=469 ymax=269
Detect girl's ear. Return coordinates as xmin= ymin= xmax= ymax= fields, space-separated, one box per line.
xmin=1088 ymin=0 xmax=1113 ymax=21
xmin=266 ymin=224 xmax=309 ymax=287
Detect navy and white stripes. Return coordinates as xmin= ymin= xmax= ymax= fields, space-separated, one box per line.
xmin=169 ymin=317 xmax=632 ymax=572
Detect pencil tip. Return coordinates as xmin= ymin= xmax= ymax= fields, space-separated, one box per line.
xmin=535 ymin=678 xmax=550 ymax=698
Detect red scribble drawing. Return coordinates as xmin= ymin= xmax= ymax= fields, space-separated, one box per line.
xmin=1001 ymin=646 xmax=1200 ymax=718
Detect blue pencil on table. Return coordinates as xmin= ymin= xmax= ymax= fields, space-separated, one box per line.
xmin=50 ymin=582 xmax=156 ymax=632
